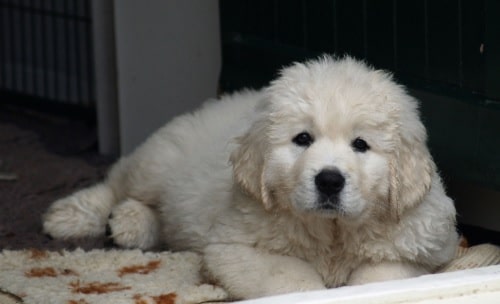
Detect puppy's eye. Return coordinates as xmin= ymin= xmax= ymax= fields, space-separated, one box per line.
xmin=293 ymin=132 xmax=314 ymax=147
xmin=352 ymin=137 xmax=370 ymax=152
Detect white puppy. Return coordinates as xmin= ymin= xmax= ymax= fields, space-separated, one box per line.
xmin=43 ymin=56 xmax=458 ymax=300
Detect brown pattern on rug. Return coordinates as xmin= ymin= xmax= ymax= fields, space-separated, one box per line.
xmin=0 ymin=249 xmax=229 ymax=304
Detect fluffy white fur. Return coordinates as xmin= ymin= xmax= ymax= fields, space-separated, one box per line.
xmin=43 ymin=56 xmax=458 ymax=300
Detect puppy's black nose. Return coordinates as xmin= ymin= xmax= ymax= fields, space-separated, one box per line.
xmin=315 ymin=169 xmax=345 ymax=196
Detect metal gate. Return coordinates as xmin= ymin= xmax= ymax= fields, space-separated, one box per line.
xmin=0 ymin=0 xmax=94 ymax=107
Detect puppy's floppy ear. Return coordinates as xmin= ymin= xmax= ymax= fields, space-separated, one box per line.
xmin=389 ymin=109 xmax=435 ymax=220
xmin=230 ymin=119 xmax=273 ymax=209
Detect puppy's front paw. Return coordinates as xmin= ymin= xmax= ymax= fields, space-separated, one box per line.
xmin=203 ymin=244 xmax=326 ymax=299
xmin=107 ymin=199 xmax=160 ymax=250
xmin=43 ymin=190 xmax=110 ymax=239
xmin=347 ymin=261 xmax=428 ymax=285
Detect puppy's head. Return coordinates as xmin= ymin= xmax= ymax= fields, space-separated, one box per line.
xmin=231 ymin=56 xmax=434 ymax=221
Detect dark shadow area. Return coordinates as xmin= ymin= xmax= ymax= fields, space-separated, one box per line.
xmin=0 ymin=101 xmax=115 ymax=250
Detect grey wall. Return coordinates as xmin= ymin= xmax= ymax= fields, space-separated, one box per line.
xmin=112 ymin=0 xmax=221 ymax=154
xmin=92 ymin=0 xmax=119 ymax=155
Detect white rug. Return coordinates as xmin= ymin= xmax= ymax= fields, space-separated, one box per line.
xmin=1 ymin=244 xmax=499 ymax=304
xmin=0 ymin=249 xmax=229 ymax=304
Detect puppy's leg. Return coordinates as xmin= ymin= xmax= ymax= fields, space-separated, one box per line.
xmin=107 ymin=198 xmax=160 ymax=250
xmin=347 ymin=261 xmax=428 ymax=285
xmin=203 ymin=244 xmax=325 ymax=299
xmin=43 ymin=183 xmax=115 ymax=239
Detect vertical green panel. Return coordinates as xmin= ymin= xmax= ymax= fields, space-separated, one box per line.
xmin=366 ymin=0 xmax=395 ymax=70
xmin=244 ymin=0 xmax=276 ymax=40
xmin=274 ymin=0 xmax=305 ymax=47
xmin=414 ymin=90 xmax=480 ymax=171
xmin=477 ymin=107 xmax=500 ymax=186
xmin=305 ymin=0 xmax=336 ymax=53
xmin=427 ymin=0 xmax=460 ymax=84
xmin=395 ymin=1 xmax=426 ymax=77
xmin=219 ymin=0 xmax=246 ymax=37
xmin=336 ymin=0 xmax=365 ymax=58
xmin=461 ymin=0 xmax=484 ymax=92
xmin=485 ymin=0 xmax=500 ymax=100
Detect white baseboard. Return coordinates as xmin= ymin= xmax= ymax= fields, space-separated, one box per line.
xmin=240 ymin=265 xmax=500 ymax=304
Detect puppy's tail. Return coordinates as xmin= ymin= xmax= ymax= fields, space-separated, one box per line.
xmin=42 ymin=182 xmax=116 ymax=240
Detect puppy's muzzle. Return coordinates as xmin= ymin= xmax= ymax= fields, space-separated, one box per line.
xmin=315 ymin=169 xmax=345 ymax=209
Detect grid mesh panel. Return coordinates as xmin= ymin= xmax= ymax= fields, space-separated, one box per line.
xmin=0 ymin=0 xmax=94 ymax=106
